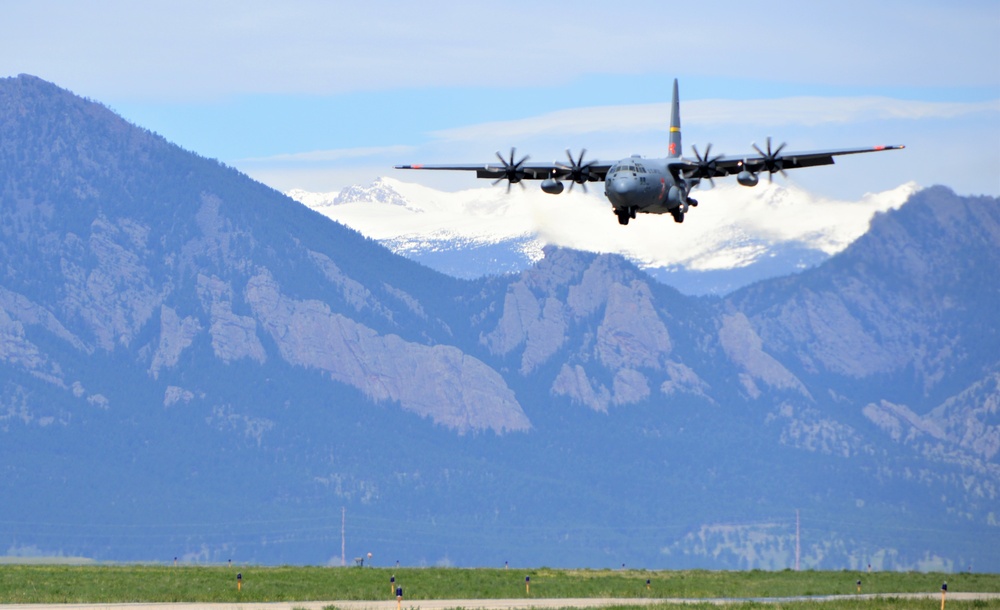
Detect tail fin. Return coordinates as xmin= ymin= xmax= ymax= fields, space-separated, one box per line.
xmin=668 ymin=78 xmax=681 ymax=158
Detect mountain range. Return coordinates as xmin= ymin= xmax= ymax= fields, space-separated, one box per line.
xmin=1 ymin=74 xmax=998 ymax=570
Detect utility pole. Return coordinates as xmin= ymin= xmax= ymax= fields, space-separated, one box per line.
xmin=341 ymin=507 xmax=346 ymax=567
xmin=795 ymin=509 xmax=801 ymax=571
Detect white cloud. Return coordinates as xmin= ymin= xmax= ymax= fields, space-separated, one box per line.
xmin=238 ymin=145 xmax=415 ymax=164
xmin=525 ymin=182 xmax=920 ymax=272
xmin=289 ymin=177 xmax=919 ymax=277
xmin=686 ymin=98 xmax=1000 ymax=126
xmin=429 ymin=98 xmax=1000 ymax=143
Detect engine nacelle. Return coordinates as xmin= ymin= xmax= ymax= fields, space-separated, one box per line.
xmin=667 ymin=185 xmax=685 ymax=206
xmin=541 ymin=178 xmax=564 ymax=195
xmin=737 ymin=170 xmax=759 ymax=187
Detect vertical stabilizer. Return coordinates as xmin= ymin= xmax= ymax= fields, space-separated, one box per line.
xmin=668 ymin=79 xmax=681 ymax=158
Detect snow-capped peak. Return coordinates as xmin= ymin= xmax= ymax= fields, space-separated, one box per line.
xmin=286 ymin=178 xmax=920 ymax=293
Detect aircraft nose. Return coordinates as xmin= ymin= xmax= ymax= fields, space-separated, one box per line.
xmin=610 ymin=177 xmax=634 ymax=195
xmin=606 ymin=176 xmax=639 ymax=209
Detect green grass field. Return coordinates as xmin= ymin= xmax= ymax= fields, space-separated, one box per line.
xmin=631 ymin=598 xmax=1000 ymax=610
xmin=0 ymin=565 xmax=996 ymax=607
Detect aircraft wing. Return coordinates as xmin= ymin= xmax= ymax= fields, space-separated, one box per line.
xmin=671 ymin=144 xmax=905 ymax=182
xmin=395 ymin=158 xmax=616 ymax=182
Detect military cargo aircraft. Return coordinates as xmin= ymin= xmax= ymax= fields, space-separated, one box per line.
xmin=395 ymin=80 xmax=904 ymax=225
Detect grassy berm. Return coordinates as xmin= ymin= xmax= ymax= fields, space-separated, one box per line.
xmin=0 ymin=565 xmax=997 ymax=608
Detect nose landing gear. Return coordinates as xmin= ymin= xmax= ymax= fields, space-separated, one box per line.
xmin=615 ymin=207 xmax=637 ymax=225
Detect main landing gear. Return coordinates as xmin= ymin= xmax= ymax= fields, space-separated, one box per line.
xmin=616 ymin=200 xmax=697 ymax=225
xmin=670 ymin=198 xmax=696 ymax=223
xmin=616 ymin=207 xmax=637 ymax=225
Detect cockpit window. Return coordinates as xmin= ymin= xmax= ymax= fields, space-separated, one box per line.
xmin=611 ymin=160 xmax=649 ymax=176
xmin=612 ymin=164 xmax=644 ymax=175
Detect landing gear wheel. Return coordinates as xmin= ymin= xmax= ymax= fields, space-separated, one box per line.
xmin=671 ymin=208 xmax=685 ymax=223
xmin=616 ymin=210 xmax=630 ymax=225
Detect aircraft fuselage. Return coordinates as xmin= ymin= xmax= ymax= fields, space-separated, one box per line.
xmin=604 ymin=157 xmax=687 ymax=224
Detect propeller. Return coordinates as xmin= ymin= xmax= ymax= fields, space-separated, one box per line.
xmin=686 ymin=143 xmax=724 ymax=188
xmin=751 ymin=136 xmax=788 ymax=182
xmin=492 ymin=148 xmax=530 ymax=193
xmin=557 ymin=149 xmax=597 ymax=193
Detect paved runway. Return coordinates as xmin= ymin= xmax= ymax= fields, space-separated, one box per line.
xmin=3 ymin=593 xmax=1000 ymax=610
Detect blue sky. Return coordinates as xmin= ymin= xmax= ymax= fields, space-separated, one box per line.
xmin=3 ymin=0 xmax=998 ymax=198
